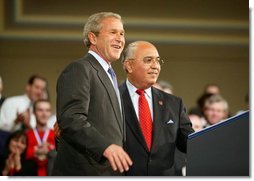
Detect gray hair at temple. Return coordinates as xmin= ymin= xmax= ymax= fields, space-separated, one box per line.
xmin=120 ymin=41 xmax=139 ymax=64
xmin=83 ymin=12 xmax=123 ymax=48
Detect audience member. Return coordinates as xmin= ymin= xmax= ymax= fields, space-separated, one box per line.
xmin=188 ymin=93 xmax=214 ymax=118
xmin=204 ymin=83 xmax=220 ymax=95
xmin=188 ymin=114 xmax=204 ymax=132
xmin=236 ymin=93 xmax=249 ymax=115
xmin=0 ymin=76 xmax=6 ymax=108
xmin=0 ymin=75 xmax=47 ymax=132
xmin=0 ymin=76 xmax=9 ymax=156
xmin=188 ymin=83 xmax=221 ymax=117
xmin=0 ymin=130 xmax=37 ymax=176
xmin=40 ymin=87 xmax=56 ymax=129
xmin=203 ymin=94 xmax=229 ymax=127
xmin=25 ymin=99 xmax=55 ymax=176
xmin=153 ymin=80 xmax=174 ymax=94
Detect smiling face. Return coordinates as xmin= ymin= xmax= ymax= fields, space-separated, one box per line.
xmin=34 ymin=101 xmax=51 ymax=127
xmin=26 ymin=78 xmax=47 ymax=102
xmin=204 ymin=102 xmax=228 ymax=125
xmin=124 ymin=42 xmax=161 ymax=89
xmin=9 ymin=134 xmax=27 ymax=155
xmin=88 ymin=17 xmax=125 ymax=64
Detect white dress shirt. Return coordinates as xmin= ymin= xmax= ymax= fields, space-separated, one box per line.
xmin=126 ymin=79 xmax=154 ymax=121
xmin=0 ymin=94 xmax=36 ymax=132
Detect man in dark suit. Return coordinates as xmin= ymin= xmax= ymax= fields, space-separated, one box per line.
xmin=119 ymin=41 xmax=194 ymax=176
xmin=52 ymin=12 xmax=132 ymax=176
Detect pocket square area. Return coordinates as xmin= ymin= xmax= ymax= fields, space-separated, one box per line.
xmin=166 ymin=120 xmax=174 ymax=124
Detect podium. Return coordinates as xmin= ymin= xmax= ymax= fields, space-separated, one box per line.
xmin=186 ymin=111 xmax=249 ymax=176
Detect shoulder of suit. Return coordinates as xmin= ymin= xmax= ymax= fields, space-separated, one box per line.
xmin=74 ymin=54 xmax=94 ymax=65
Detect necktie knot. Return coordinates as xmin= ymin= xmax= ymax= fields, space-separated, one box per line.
xmin=108 ymin=67 xmax=116 ymax=78
xmin=136 ymin=89 xmax=145 ymax=96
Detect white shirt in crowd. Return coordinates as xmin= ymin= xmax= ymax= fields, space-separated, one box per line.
xmin=0 ymin=94 xmax=36 ymax=132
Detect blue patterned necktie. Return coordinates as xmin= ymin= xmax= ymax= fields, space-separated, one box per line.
xmin=108 ymin=67 xmax=122 ymax=111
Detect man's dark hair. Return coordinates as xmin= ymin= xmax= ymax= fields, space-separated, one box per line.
xmin=33 ymin=99 xmax=50 ymax=112
xmin=27 ymin=74 xmax=47 ymax=85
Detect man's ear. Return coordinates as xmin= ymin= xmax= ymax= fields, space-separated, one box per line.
xmin=88 ymin=32 xmax=97 ymax=45
xmin=124 ymin=61 xmax=133 ymax=73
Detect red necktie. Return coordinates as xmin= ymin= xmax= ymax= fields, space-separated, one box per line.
xmin=136 ymin=89 xmax=153 ymax=151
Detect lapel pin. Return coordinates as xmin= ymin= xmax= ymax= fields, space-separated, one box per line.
xmin=158 ymin=100 xmax=163 ymax=105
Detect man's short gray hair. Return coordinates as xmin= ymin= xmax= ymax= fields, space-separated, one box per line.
xmin=83 ymin=12 xmax=122 ymax=48
xmin=120 ymin=41 xmax=139 ymax=63
xmin=204 ymin=94 xmax=229 ymax=111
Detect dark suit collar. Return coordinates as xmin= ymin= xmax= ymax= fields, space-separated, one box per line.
xmin=85 ymin=53 xmax=124 ymax=135
xmin=88 ymin=50 xmax=111 ymax=72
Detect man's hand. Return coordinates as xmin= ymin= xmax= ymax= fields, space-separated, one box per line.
xmin=103 ymin=144 xmax=132 ymax=173
xmin=15 ymin=109 xmax=31 ymax=129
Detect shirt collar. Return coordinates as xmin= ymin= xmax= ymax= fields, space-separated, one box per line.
xmin=88 ymin=50 xmax=111 ymax=72
xmin=24 ymin=94 xmax=33 ymax=107
xmin=126 ymin=79 xmax=152 ymax=98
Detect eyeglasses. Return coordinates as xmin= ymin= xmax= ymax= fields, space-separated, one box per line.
xmin=128 ymin=57 xmax=164 ymax=66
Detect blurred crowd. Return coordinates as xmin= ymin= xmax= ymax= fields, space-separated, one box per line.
xmin=0 ymin=75 xmax=56 ymax=176
xmin=0 ymin=75 xmax=248 ymax=176
xmin=153 ymin=80 xmax=249 ymax=176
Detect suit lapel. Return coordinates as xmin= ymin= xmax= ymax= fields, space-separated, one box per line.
xmin=87 ymin=54 xmax=123 ymax=135
xmin=120 ymin=82 xmax=149 ymax=152
xmin=151 ymin=87 xmax=165 ymax=152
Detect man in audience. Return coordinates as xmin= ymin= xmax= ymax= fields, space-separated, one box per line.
xmin=0 ymin=76 xmax=9 ymax=156
xmin=203 ymin=94 xmax=229 ymax=127
xmin=188 ymin=114 xmax=204 ymax=132
xmin=0 ymin=75 xmax=47 ymax=132
xmin=0 ymin=76 xmax=6 ymax=108
xmin=204 ymin=83 xmax=220 ymax=95
xmin=153 ymin=80 xmax=174 ymax=94
xmin=25 ymin=99 xmax=55 ymax=176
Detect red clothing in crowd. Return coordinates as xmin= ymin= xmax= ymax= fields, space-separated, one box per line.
xmin=26 ymin=129 xmax=55 ymax=176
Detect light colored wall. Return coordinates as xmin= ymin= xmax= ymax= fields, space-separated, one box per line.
xmin=0 ymin=0 xmax=249 ymax=115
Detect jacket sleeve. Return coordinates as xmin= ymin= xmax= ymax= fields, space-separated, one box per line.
xmin=176 ymin=98 xmax=194 ymax=153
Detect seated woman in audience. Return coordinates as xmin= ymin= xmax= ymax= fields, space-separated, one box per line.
xmin=0 ymin=130 xmax=37 ymax=176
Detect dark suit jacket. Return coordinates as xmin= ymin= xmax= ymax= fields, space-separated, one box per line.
xmin=119 ymin=82 xmax=194 ymax=176
xmin=52 ymin=54 xmax=124 ymax=176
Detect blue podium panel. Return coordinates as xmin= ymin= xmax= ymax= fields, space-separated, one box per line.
xmin=186 ymin=111 xmax=249 ymax=176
